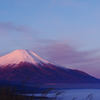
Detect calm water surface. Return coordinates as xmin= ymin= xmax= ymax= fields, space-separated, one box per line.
xmin=60 ymin=89 xmax=100 ymax=100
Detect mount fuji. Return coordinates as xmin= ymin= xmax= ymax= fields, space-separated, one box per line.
xmin=0 ymin=49 xmax=99 ymax=84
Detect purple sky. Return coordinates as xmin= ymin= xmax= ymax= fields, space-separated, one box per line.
xmin=0 ymin=0 xmax=100 ymax=78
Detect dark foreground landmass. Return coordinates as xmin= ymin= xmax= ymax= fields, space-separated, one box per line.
xmin=0 ymin=82 xmax=100 ymax=100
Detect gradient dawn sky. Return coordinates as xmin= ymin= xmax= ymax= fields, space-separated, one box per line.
xmin=0 ymin=0 xmax=100 ymax=78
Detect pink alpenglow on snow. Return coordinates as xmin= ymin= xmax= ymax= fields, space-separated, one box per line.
xmin=0 ymin=49 xmax=49 ymax=66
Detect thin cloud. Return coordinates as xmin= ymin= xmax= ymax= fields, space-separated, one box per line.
xmin=0 ymin=21 xmax=39 ymax=44
xmin=35 ymin=40 xmax=99 ymax=65
xmin=32 ymin=39 xmax=100 ymax=78
xmin=0 ymin=22 xmax=33 ymax=34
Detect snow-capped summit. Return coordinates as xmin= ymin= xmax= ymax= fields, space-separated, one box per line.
xmin=0 ymin=49 xmax=49 ymax=66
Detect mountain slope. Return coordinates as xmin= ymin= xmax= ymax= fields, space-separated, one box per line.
xmin=0 ymin=49 xmax=99 ymax=84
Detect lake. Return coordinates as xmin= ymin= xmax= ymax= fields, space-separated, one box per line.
xmin=25 ymin=89 xmax=100 ymax=100
xmin=40 ymin=83 xmax=100 ymax=100
xmin=58 ymin=89 xmax=100 ymax=100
